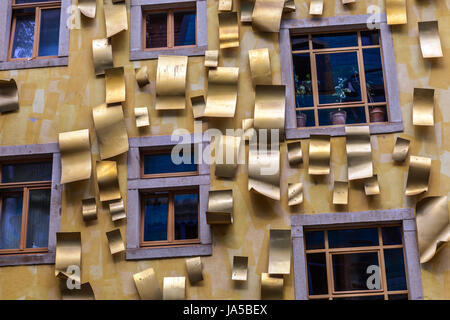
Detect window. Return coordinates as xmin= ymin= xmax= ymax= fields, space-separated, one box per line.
xmin=140 ymin=146 xmax=197 ymax=178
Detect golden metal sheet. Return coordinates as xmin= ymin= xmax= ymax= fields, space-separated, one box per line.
xmin=392 ymin=137 xmax=410 ymax=162
xmin=92 ymin=103 xmax=129 ymax=160
xmin=61 ymin=282 xmax=95 ymax=300
xmin=135 ymin=107 xmax=150 ymax=128
xmin=104 ymin=2 xmax=128 ymax=38
xmin=413 ymin=88 xmax=435 ymax=126
xmin=135 ymin=66 xmax=150 ymax=88
xmin=215 ymin=135 xmax=242 ymax=178
xmin=206 ymin=190 xmax=233 ymax=224
xmin=416 ymin=196 xmax=450 ymax=263
xmin=203 ymin=67 xmax=239 ymax=117
xmin=342 ymin=0 xmax=355 ymax=4
xmin=248 ymin=48 xmax=272 ymax=85
xmin=92 ymin=39 xmax=113 ymax=76
xmin=345 ymin=126 xmax=373 ymax=181
xmin=163 ymin=277 xmax=186 ymax=300
xmin=308 ymin=135 xmax=330 ymax=175
xmin=386 ymin=0 xmax=407 ymax=25
xmin=248 ymin=142 xmax=280 ymax=200
xmin=254 ymin=85 xmax=285 ymax=131
xmin=0 ymin=79 xmax=19 ymax=113
xmin=81 ymin=198 xmax=97 ymax=222
xmin=287 ymin=141 xmax=302 ymax=166
xmin=204 ymin=50 xmax=219 ymax=68
xmin=418 ymin=21 xmax=443 ymax=59
xmin=55 ymin=232 xmax=81 ymax=283
xmin=218 ymin=12 xmax=239 ymax=49
xmin=261 ymin=273 xmax=283 ymax=300
xmin=190 ymin=95 xmax=206 ymax=119
xmin=59 ymin=129 xmax=92 ymax=184
xmin=268 ymin=229 xmax=291 ymax=275
xmin=155 ymin=56 xmax=188 ymax=110
xmin=96 ymin=161 xmax=121 ymax=202
xmin=185 ymin=257 xmax=203 ymax=284
xmin=405 ymin=156 xmax=431 ymax=196
xmin=333 ymin=181 xmax=348 ymax=205
xmin=283 ymin=0 xmax=295 ymax=12
xmin=133 ymin=268 xmax=162 ymax=300
xmin=219 ymin=0 xmax=233 ymax=11
xmin=78 ymin=0 xmax=97 ymax=19
xmin=241 ymin=0 xmax=254 ymax=23
xmin=288 ymin=182 xmax=303 ymax=206
xmin=364 ymin=175 xmax=380 ymax=196
xmin=232 ymin=256 xmax=248 ymax=281
xmin=106 ymin=229 xmax=125 ymax=255
xmin=242 ymin=118 xmax=256 ymax=141
xmin=309 ymin=0 xmax=323 ymax=15
xmin=252 ymin=0 xmax=284 ymax=33
xmin=109 ymin=198 xmax=126 ymax=221
xmin=105 ymin=67 xmax=126 ymax=104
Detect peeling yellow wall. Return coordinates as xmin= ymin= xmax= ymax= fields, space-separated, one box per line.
xmin=0 ymin=0 xmax=449 ymax=300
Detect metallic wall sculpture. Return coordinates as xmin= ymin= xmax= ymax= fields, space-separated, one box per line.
xmin=135 ymin=107 xmax=150 ymax=128
xmin=248 ymin=48 xmax=272 ymax=85
xmin=163 ymin=277 xmax=186 ymax=300
xmin=92 ymin=39 xmax=113 ymax=76
xmin=106 ymin=229 xmax=125 ymax=255
xmin=206 ymin=190 xmax=233 ymax=224
xmin=386 ymin=0 xmax=407 ymax=25
xmin=261 ymin=273 xmax=283 ymax=300
xmin=254 ymin=85 xmax=285 ymax=131
xmin=55 ymin=232 xmax=81 ymax=282
xmin=82 ymin=198 xmax=97 ymax=222
xmin=104 ymin=2 xmax=128 ymax=38
xmin=252 ymin=0 xmax=285 ymax=33
xmin=242 ymin=118 xmax=256 ymax=141
xmin=92 ymin=103 xmax=129 ymax=159
xmin=333 ymin=181 xmax=348 ymax=205
xmin=268 ymin=229 xmax=291 ymax=275
xmin=190 ymin=95 xmax=206 ymax=119
xmin=284 ymin=0 xmax=295 ymax=12
xmin=109 ymin=198 xmax=126 ymax=221
xmin=204 ymin=50 xmax=219 ymax=68
xmin=96 ymin=161 xmax=121 ymax=202
xmin=310 ymin=0 xmax=323 ymax=15
xmin=288 ymin=182 xmax=303 ymax=206
xmin=0 ymin=79 xmax=19 ymax=113
xmin=215 ymin=135 xmax=242 ymax=178
xmin=218 ymin=0 xmax=233 ymax=11
xmin=78 ymin=0 xmax=97 ymax=19
xmin=413 ymin=88 xmax=435 ymax=126
xmin=218 ymin=12 xmax=240 ymax=49
xmin=204 ymin=67 xmax=239 ymax=117
xmin=185 ymin=257 xmax=203 ymax=284
xmin=135 ymin=66 xmax=150 ymax=87
xmin=364 ymin=175 xmax=380 ymax=196
xmin=232 ymin=256 xmax=248 ymax=281
xmin=61 ymin=282 xmax=95 ymax=300
xmin=346 ymin=126 xmax=373 ymax=181
xmin=105 ymin=67 xmax=126 ymax=104
xmin=155 ymin=56 xmax=188 ymax=110
xmin=59 ymin=129 xmax=92 ymax=184
xmin=308 ymin=135 xmax=331 ymax=175
xmin=133 ymin=268 xmax=162 ymax=300
xmin=405 ymin=156 xmax=432 ymax=196
xmin=287 ymin=141 xmax=302 ymax=166
xmin=241 ymin=0 xmax=255 ymax=23
xmin=342 ymin=0 xmax=355 ymax=4
xmin=393 ymin=137 xmax=410 ymax=162
xmin=248 ymin=142 xmax=280 ymax=200
xmin=416 ymin=196 xmax=450 ymax=263
xmin=418 ymin=21 xmax=443 ymax=59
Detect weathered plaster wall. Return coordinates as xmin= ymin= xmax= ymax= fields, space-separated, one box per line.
xmin=0 ymin=0 xmax=449 ymax=299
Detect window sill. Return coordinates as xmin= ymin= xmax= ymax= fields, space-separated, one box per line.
xmin=126 ymin=243 xmax=212 ymax=260
xmin=130 ymin=46 xmax=208 ymax=61
xmin=0 ymin=57 xmax=68 ymax=71
xmin=0 ymin=251 xmax=55 ymax=267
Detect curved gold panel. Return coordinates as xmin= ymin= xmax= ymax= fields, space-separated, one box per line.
xmin=309 ymin=0 xmax=323 ymax=15
xmin=109 ymin=198 xmax=126 ymax=221
xmin=345 ymin=126 xmax=373 ymax=181
xmin=413 ymin=88 xmax=435 ymax=126
xmin=386 ymin=0 xmax=407 ymax=25
xmin=219 ymin=0 xmax=233 ymax=11
xmin=392 ymin=137 xmax=410 ymax=162
xmin=232 ymin=256 xmax=248 ymax=281
xmin=416 ymin=196 xmax=450 ymax=263
xmin=81 ymin=198 xmax=97 ymax=222
xmin=163 ymin=277 xmax=186 ymax=300
xmin=133 ymin=267 xmax=162 ymax=300
xmin=155 ymin=56 xmax=188 ymax=110
xmin=364 ymin=175 xmax=380 ymax=196
xmin=61 ymin=282 xmax=95 ymax=300
xmin=105 ymin=67 xmax=126 ymax=104
xmin=59 ymin=129 xmax=92 ymax=184
xmin=215 ymin=135 xmax=242 ymax=178
xmin=96 ymin=161 xmax=121 ymax=202
xmin=261 ymin=273 xmax=283 ymax=300
xmin=252 ymin=0 xmax=284 ymax=33
xmin=135 ymin=107 xmax=150 ymax=128
xmin=218 ymin=12 xmax=239 ymax=49
xmin=78 ymin=0 xmax=96 ymax=19
xmin=254 ymin=85 xmax=285 ymax=131
xmin=283 ymin=0 xmax=296 ymax=12
xmin=0 ymin=79 xmax=19 ymax=113
xmin=248 ymin=142 xmax=280 ymax=200
xmin=248 ymin=48 xmax=272 ymax=85
xmin=333 ymin=181 xmax=348 ymax=205
xmin=288 ymin=182 xmax=303 ymax=206
xmin=308 ymin=135 xmax=330 ymax=175
xmin=206 ymin=189 xmax=233 ymax=224
xmin=92 ymin=39 xmax=113 ymax=76
xmin=203 ymin=67 xmax=239 ymax=117
xmin=342 ymin=0 xmax=355 ymax=4
xmin=135 ymin=66 xmax=150 ymax=88
xmin=240 ymin=0 xmax=254 ymax=23
xmin=104 ymin=2 xmax=128 ymax=38
xmin=418 ymin=21 xmax=443 ymax=59
xmin=92 ymin=103 xmax=129 ymax=160
xmin=287 ymin=141 xmax=302 ymax=166
xmin=190 ymin=94 xmax=206 ymax=119
xmin=242 ymin=118 xmax=256 ymax=142
xmin=268 ymin=229 xmax=291 ymax=275
xmin=185 ymin=257 xmax=203 ymax=284
xmin=204 ymin=50 xmax=219 ymax=68
xmin=55 ymin=232 xmax=82 ymax=283
xmin=106 ymin=229 xmax=125 ymax=255
xmin=405 ymin=156 xmax=431 ymax=196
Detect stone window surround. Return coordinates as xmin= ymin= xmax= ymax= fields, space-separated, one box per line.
xmin=280 ymin=14 xmax=403 ymax=139
xmin=290 ymin=208 xmax=423 ymax=300
xmin=126 ymin=134 xmax=212 ymax=260
xmin=130 ymin=0 xmax=208 ymax=61
xmin=0 ymin=143 xmax=62 ymax=267
xmin=0 ymin=0 xmax=70 ymax=71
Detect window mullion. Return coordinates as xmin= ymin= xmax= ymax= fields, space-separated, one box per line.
xmin=168 ymin=10 xmax=174 ymax=48
xmin=168 ymin=192 xmax=174 ymax=242
xmin=356 ymin=31 xmax=370 ymax=124
xmin=377 ymin=227 xmax=389 ymax=299
xmin=324 ymin=230 xmax=333 ymax=299
xmin=33 ymin=7 xmax=41 ymax=59
xmin=19 ymin=187 xmax=30 ymax=251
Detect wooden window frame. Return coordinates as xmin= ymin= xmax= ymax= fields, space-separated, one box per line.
xmin=8 ymin=0 xmax=61 ymax=62
xmin=304 ymin=223 xmax=409 ymax=300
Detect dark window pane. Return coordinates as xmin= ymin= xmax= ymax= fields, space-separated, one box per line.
xmin=318 ymin=107 xmax=366 ymax=126
xmin=369 ymin=105 xmax=388 ymax=123
xmin=382 ymin=226 xmax=402 ymax=245
xmin=363 ymin=48 xmax=386 ymax=103
xmin=143 ymin=196 xmax=168 ymax=242
xmin=305 ymin=231 xmax=325 ymax=250
xmin=328 ymin=228 xmax=379 ymax=248
xmin=291 ymin=35 xmax=309 ymax=50
xmin=361 ymin=30 xmax=380 ymax=46
xmin=0 ymin=194 xmax=23 ymax=249
xmin=174 ymin=193 xmax=198 ymax=240
xmin=146 ymin=13 xmax=167 ymax=48
xmin=38 ymin=9 xmax=60 ymax=57
xmin=306 ymin=253 xmax=328 ymax=295
xmin=26 ymin=189 xmax=51 ymax=249
xmin=312 ymin=32 xmax=358 ymax=49
xmin=1 ymin=162 xmax=52 ymax=183
xmin=316 ymin=52 xmax=362 ymax=104
xmin=333 ymin=295 xmax=384 ymax=300
xmin=388 ymin=294 xmax=408 ymax=300
xmin=143 ymin=149 xmax=197 ymax=176
xmin=11 ymin=13 xmax=35 ymax=59
xmin=174 ymin=11 xmax=196 ymax=47
xmin=332 ymin=252 xmax=379 ymax=291
xmin=296 ymin=109 xmax=315 ymax=128
xmin=384 ymin=248 xmax=407 ymax=291
xmin=15 ymin=0 xmax=53 ymax=3
xmin=293 ymin=53 xmax=314 ymax=108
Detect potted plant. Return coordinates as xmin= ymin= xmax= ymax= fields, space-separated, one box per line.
xmin=369 ymin=106 xmax=386 ymax=122
xmin=330 ymin=108 xmax=347 ymax=125
xmin=294 ymin=74 xmax=312 ymax=127
xmin=296 ymin=112 xmax=307 ymax=127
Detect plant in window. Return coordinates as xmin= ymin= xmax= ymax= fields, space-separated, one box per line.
xmin=294 ymin=73 xmax=312 ymax=127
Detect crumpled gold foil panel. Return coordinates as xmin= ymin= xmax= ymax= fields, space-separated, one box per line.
xmin=55 ymin=232 xmax=81 ymax=283
xmin=0 ymin=79 xmax=19 ymax=113
xmin=418 ymin=21 xmax=443 ymax=59
xmin=206 ymin=190 xmax=233 ymax=224
xmin=333 ymin=181 xmax=348 ymax=205
xmin=133 ymin=267 xmax=162 ymax=300
xmin=203 ymin=67 xmax=239 ymax=117
xmin=92 ymin=103 xmax=129 ymax=159
xmin=248 ymin=142 xmax=280 ymax=200
xmin=346 ymin=126 xmax=373 ymax=181
xmin=261 ymin=273 xmax=283 ymax=300
xmin=104 ymin=1 xmax=128 ymax=38
xmin=416 ymin=196 xmax=450 ymax=263
xmin=92 ymin=39 xmax=113 ymax=76
xmin=268 ymin=229 xmax=291 ymax=275
xmin=232 ymin=256 xmax=248 ymax=281
xmin=96 ymin=161 xmax=121 ymax=202
xmin=405 ymin=156 xmax=431 ymax=196
xmin=135 ymin=107 xmax=150 ymax=128
xmin=155 ymin=56 xmax=188 ymax=110
xmin=204 ymin=50 xmax=219 ymax=68
xmin=190 ymin=95 xmax=206 ymax=119
xmin=288 ymin=182 xmax=303 ymax=206
xmin=308 ymin=135 xmax=330 ymax=175
xmin=393 ymin=137 xmax=410 ymax=162
xmin=364 ymin=175 xmax=380 ymax=196
xmin=386 ymin=0 xmax=407 ymax=25
xmin=249 ymin=48 xmax=272 ymax=85
xmin=287 ymin=141 xmax=302 ymax=166
xmin=283 ymin=0 xmax=295 ymax=12
xmin=309 ymin=0 xmax=323 ymax=15
xmin=219 ymin=12 xmax=240 ymax=49
xmin=163 ymin=277 xmax=186 ymax=300
xmin=59 ymin=129 xmax=92 ymax=184
xmin=105 ymin=67 xmax=126 ymax=104
xmin=135 ymin=66 xmax=150 ymax=88
xmin=342 ymin=0 xmax=355 ymax=4
xmin=82 ymin=198 xmax=97 ymax=222
xmin=219 ymin=0 xmax=233 ymax=11
xmin=106 ymin=229 xmax=125 ymax=255
xmin=215 ymin=135 xmax=242 ymax=178
xmin=254 ymin=85 xmax=285 ymax=131
xmin=413 ymin=88 xmax=435 ymax=126
xmin=241 ymin=0 xmax=255 ymax=23
xmin=78 ymin=0 xmax=97 ymax=19
xmin=109 ymin=198 xmax=126 ymax=221
xmin=252 ymin=0 xmax=284 ymax=33
xmin=61 ymin=282 xmax=95 ymax=300
xmin=185 ymin=257 xmax=203 ymax=284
